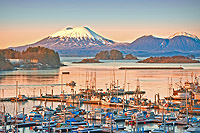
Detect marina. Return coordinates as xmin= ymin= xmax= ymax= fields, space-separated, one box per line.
xmin=1 ymin=0 xmax=200 ymax=132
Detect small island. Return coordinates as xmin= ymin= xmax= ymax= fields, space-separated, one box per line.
xmin=95 ymin=49 xmax=137 ymax=60
xmin=124 ymin=54 xmax=138 ymax=60
xmin=72 ymin=58 xmax=103 ymax=63
xmin=137 ymin=55 xmax=199 ymax=63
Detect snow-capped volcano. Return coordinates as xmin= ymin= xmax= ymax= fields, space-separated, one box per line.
xmin=10 ymin=26 xmax=115 ymax=55
xmin=50 ymin=26 xmax=114 ymax=44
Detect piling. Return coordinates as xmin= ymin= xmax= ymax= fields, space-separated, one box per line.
xmin=187 ymin=108 xmax=189 ymax=125
xmin=3 ymin=104 xmax=6 ymax=132
xmin=164 ymin=117 xmax=166 ymax=133
xmin=173 ymin=122 xmax=175 ymax=133
xmin=2 ymin=89 xmax=4 ymax=100
xmin=23 ymin=108 xmax=25 ymax=123
xmin=136 ymin=116 xmax=138 ymax=133
xmin=52 ymin=89 xmax=53 ymax=98
xmin=110 ymin=113 xmax=112 ymax=133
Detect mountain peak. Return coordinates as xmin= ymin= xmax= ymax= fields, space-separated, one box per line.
xmin=49 ymin=26 xmax=114 ymax=44
xmin=50 ymin=27 xmax=93 ymax=38
xmin=168 ymin=32 xmax=199 ymax=40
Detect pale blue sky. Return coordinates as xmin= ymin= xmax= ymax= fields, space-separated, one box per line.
xmin=0 ymin=0 xmax=200 ymax=48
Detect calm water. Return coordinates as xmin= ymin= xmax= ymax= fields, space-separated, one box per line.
xmin=0 ymin=57 xmax=200 ymax=132
xmin=0 ymin=57 xmax=200 ymax=99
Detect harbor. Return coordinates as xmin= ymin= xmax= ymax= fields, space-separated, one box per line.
xmin=0 ymin=59 xmax=200 ymax=133
xmin=1 ymin=0 xmax=200 ymax=132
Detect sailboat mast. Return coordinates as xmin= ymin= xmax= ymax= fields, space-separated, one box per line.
xmin=15 ymin=81 xmax=18 ymax=132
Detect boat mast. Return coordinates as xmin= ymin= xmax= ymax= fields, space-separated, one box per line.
xmin=136 ymin=79 xmax=140 ymax=106
xmin=123 ymin=69 xmax=127 ymax=102
xmin=117 ymin=80 xmax=119 ymax=114
xmin=127 ymin=82 xmax=130 ymax=100
xmin=15 ymin=81 xmax=18 ymax=132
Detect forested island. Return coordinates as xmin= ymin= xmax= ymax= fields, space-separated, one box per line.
xmin=137 ymin=55 xmax=199 ymax=63
xmin=0 ymin=53 xmax=14 ymax=70
xmin=0 ymin=46 xmax=61 ymax=70
xmin=95 ymin=49 xmax=137 ymax=60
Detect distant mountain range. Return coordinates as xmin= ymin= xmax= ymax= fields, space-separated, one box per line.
xmin=9 ymin=27 xmax=200 ymax=57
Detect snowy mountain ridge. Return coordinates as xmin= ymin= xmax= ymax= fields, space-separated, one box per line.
xmin=8 ymin=27 xmax=200 ymax=56
xmin=168 ymin=32 xmax=199 ymax=41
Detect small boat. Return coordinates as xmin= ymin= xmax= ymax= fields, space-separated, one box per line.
xmin=186 ymin=123 xmax=200 ymax=133
xmin=10 ymin=95 xmax=28 ymax=102
xmin=33 ymin=121 xmax=57 ymax=131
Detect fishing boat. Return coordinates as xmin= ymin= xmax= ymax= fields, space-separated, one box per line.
xmin=33 ymin=121 xmax=57 ymax=131
xmin=89 ymin=96 xmax=101 ymax=104
xmin=101 ymin=96 xmax=128 ymax=107
xmin=159 ymin=102 xmax=180 ymax=111
xmin=125 ymin=111 xmax=156 ymax=125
